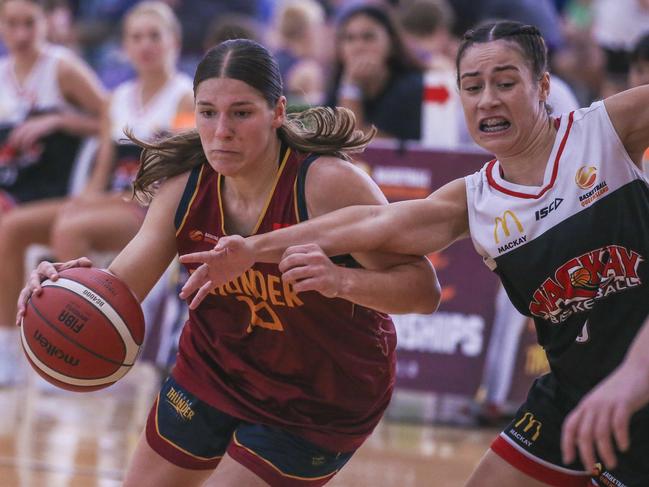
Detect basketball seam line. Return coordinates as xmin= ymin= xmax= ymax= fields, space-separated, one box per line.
xmin=28 ymin=298 xmax=133 ymax=373
xmin=52 ymin=272 xmax=142 ymax=345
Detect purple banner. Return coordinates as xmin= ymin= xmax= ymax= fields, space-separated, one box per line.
xmin=360 ymin=142 xmax=500 ymax=397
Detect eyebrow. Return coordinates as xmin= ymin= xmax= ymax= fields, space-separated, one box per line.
xmin=460 ymin=64 xmax=520 ymax=80
xmin=195 ymin=100 xmax=256 ymax=107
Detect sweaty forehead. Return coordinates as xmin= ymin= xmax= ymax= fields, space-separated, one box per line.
xmin=459 ymin=39 xmax=527 ymax=75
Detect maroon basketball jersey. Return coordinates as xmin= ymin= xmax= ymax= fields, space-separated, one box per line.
xmin=173 ymin=146 xmax=396 ymax=452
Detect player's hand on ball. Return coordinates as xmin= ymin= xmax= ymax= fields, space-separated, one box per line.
xmin=179 ymin=235 xmax=255 ymax=309
xmin=15 ymin=257 xmax=93 ymax=326
xmin=279 ymin=244 xmax=344 ymax=298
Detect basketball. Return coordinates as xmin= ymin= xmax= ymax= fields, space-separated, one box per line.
xmin=570 ymin=267 xmax=592 ymax=288
xmin=20 ymin=267 xmax=145 ymax=392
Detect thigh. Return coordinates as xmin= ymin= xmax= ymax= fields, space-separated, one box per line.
xmin=218 ymin=423 xmax=355 ymax=487
xmin=0 ymin=198 xmax=65 ymax=243
xmin=123 ymin=431 xmax=212 ymax=487
xmin=56 ymin=198 xmax=145 ymax=249
xmin=144 ymin=375 xmax=240 ymax=470
xmin=464 ymin=449 xmax=561 ymax=487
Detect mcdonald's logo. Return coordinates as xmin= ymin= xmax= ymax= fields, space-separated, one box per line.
xmin=514 ymin=412 xmax=542 ymax=441
xmin=493 ymin=210 xmax=524 ymax=244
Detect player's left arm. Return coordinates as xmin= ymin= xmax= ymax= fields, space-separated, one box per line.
xmin=603 ymin=84 xmax=649 ymax=167
xmin=561 ymin=313 xmax=649 ymax=472
xmin=279 ymin=156 xmax=441 ymax=314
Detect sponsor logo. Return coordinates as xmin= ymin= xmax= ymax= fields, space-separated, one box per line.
xmin=535 ymin=198 xmax=563 ymax=221
xmin=188 ymin=229 xmax=218 ymax=245
xmin=529 ymin=245 xmax=643 ymax=324
xmin=311 ymin=455 xmax=326 ymax=467
xmin=596 ymin=469 xmax=628 ymax=487
xmin=578 ymin=180 xmax=609 ymax=207
xmin=575 ymin=166 xmax=597 ymax=189
xmin=494 ymin=210 xmax=527 ymax=254
xmin=33 ymin=329 xmax=80 ymax=366
xmin=513 ymin=412 xmax=542 ymax=443
xmin=165 ymin=386 xmax=195 ymax=421
xmin=57 ymin=310 xmax=85 ymax=334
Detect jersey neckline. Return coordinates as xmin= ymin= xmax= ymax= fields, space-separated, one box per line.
xmin=486 ymin=112 xmax=574 ymax=199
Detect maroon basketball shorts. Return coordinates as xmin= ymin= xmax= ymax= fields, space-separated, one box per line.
xmin=492 ymin=373 xmax=649 ymax=487
xmin=145 ymin=376 xmax=355 ymax=486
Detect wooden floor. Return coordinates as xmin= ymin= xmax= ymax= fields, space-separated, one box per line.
xmin=0 ymin=365 xmax=498 ymax=487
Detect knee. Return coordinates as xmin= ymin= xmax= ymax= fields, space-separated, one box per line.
xmin=50 ymin=216 xmax=84 ymax=252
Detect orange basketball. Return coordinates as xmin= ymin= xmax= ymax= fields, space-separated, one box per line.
xmin=20 ymin=267 xmax=145 ymax=392
xmin=570 ymin=267 xmax=592 ymax=288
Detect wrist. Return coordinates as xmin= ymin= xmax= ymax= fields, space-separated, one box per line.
xmin=337 ymin=82 xmax=362 ymax=101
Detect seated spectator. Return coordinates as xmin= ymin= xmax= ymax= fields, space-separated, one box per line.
xmin=326 ymin=1 xmax=426 ymax=141
xmin=398 ymin=0 xmax=458 ymax=70
xmin=271 ymin=0 xmax=327 ymax=107
xmin=0 ymin=0 xmax=106 ymax=213
xmin=0 ymin=1 xmax=192 ymax=386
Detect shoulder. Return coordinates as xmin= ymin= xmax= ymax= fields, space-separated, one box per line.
xmin=303 ymin=155 xmax=386 ymax=218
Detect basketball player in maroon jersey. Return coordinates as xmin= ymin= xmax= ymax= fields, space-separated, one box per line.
xmin=177 ymin=23 xmax=649 ymax=487
xmin=17 ymin=39 xmax=440 ymax=486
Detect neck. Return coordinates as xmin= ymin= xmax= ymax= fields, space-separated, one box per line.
xmin=225 ymin=137 xmax=283 ymax=203
xmin=12 ymin=46 xmax=41 ymax=75
xmin=138 ymin=68 xmax=174 ymax=102
xmin=498 ymin=116 xmax=557 ymax=186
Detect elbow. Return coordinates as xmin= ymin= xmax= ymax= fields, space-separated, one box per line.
xmin=413 ymin=278 xmax=442 ymax=314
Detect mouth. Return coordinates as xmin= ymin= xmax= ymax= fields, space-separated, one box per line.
xmin=479 ymin=117 xmax=511 ymax=133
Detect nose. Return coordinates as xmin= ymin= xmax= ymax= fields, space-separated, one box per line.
xmin=214 ymin=114 xmax=234 ymax=139
xmin=477 ymin=84 xmax=501 ymax=110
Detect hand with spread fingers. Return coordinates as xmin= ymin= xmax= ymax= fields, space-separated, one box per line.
xmin=178 ymin=235 xmax=255 ymax=309
xmin=561 ymin=361 xmax=649 ymax=472
xmin=15 ymin=257 xmax=93 ymax=325
xmin=279 ymin=244 xmax=345 ymax=299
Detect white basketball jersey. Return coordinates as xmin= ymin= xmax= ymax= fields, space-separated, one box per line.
xmin=0 ymin=45 xmax=72 ymax=125
xmin=465 ymin=101 xmax=649 ymax=393
xmin=109 ymin=73 xmax=193 ymax=141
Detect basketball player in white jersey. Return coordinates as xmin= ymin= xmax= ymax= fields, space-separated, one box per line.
xmin=0 ymin=1 xmax=191 ymax=386
xmin=172 ymin=21 xmax=649 ymax=487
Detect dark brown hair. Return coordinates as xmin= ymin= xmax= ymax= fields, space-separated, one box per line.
xmin=455 ymin=21 xmax=548 ymax=86
xmin=130 ymin=39 xmax=375 ymax=201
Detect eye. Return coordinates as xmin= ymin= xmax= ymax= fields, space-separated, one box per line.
xmin=498 ymin=82 xmax=515 ymax=89
xmin=199 ymin=110 xmax=215 ymax=118
xmin=462 ymin=84 xmax=481 ymax=93
xmin=234 ymin=111 xmax=251 ymax=118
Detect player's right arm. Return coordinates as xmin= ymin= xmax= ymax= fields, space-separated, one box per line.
xmin=179 ymin=178 xmax=469 ymax=306
xmin=15 ymin=172 xmax=189 ymax=323
xmin=108 ymin=172 xmax=188 ymax=301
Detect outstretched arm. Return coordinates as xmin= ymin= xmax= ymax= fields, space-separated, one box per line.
xmin=179 ymin=162 xmax=468 ymax=309
xmin=561 ymin=313 xmax=649 ymax=472
xmin=604 ymin=85 xmax=649 ymax=166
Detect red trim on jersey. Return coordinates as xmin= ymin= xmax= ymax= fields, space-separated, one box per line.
xmin=486 ymin=111 xmax=575 ymax=199
xmin=491 ymin=436 xmax=590 ymax=487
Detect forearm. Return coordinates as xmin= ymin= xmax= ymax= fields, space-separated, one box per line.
xmin=251 ymin=204 xmax=386 ymax=262
xmin=622 ymin=313 xmax=649 ymax=371
xmin=55 ymin=111 xmax=101 ymax=137
xmin=336 ymin=259 xmax=440 ymax=314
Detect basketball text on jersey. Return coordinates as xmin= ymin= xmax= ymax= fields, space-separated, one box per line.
xmin=529 ymin=245 xmax=644 ymax=323
xmin=187 ymin=267 xmax=304 ymax=333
